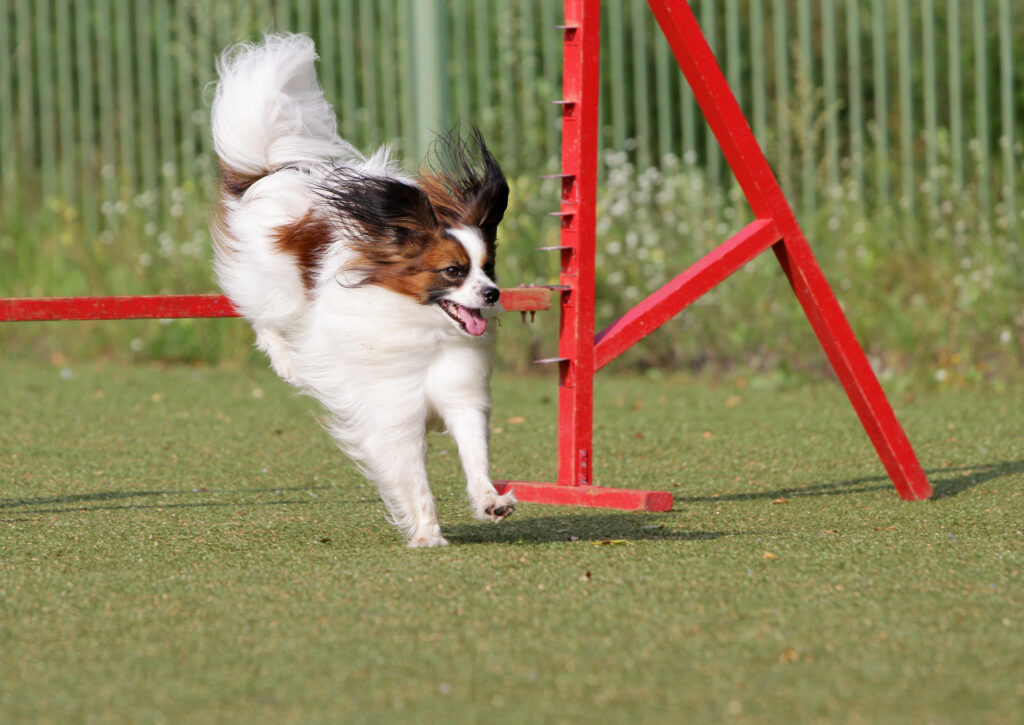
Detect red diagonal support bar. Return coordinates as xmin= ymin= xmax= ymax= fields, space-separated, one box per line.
xmin=0 ymin=288 xmax=552 ymax=322
xmin=648 ymin=0 xmax=931 ymax=501
xmin=594 ymin=218 xmax=781 ymax=370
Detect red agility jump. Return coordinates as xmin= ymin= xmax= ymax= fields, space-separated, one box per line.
xmin=0 ymin=0 xmax=932 ymax=509
xmin=498 ymin=0 xmax=931 ymax=506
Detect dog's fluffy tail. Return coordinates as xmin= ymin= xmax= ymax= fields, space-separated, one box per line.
xmin=211 ymin=33 xmax=359 ymax=195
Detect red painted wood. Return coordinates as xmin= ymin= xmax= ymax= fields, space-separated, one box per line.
xmin=593 ymin=218 xmax=781 ymax=370
xmin=647 ymin=0 xmax=931 ymax=501
xmin=0 ymin=294 xmax=239 ymax=321
xmin=0 ymin=287 xmax=552 ymax=322
xmin=556 ymin=0 xmax=600 ymax=489
xmin=771 ymin=238 xmax=933 ymax=500
xmin=494 ymin=481 xmax=673 ymax=512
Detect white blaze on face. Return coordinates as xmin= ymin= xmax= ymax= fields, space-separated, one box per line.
xmin=446 ymin=226 xmax=496 ymax=309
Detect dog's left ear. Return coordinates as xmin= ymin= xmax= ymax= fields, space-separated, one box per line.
xmin=468 ymin=178 xmax=509 ymax=241
xmin=465 ymin=130 xmax=509 ymax=241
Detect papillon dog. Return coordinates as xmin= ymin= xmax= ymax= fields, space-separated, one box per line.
xmin=210 ymin=34 xmax=515 ymax=547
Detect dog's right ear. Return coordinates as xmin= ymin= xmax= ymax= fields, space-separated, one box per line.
xmin=320 ymin=171 xmax=439 ymax=250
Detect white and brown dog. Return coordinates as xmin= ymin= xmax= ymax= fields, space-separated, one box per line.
xmin=210 ymin=34 xmax=515 ymax=546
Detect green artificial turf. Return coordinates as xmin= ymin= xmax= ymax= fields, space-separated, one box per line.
xmin=2 ymin=361 xmax=1022 ymax=724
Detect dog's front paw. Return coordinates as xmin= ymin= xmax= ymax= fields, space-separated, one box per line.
xmin=474 ymin=491 xmax=517 ymax=522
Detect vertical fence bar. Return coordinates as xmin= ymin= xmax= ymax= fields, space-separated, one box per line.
xmin=451 ymin=0 xmax=470 ymax=125
xmin=114 ymin=3 xmax=137 ymax=192
xmin=947 ymin=0 xmax=964 ymax=194
xmin=998 ymin=0 xmax=1016 ymax=238
xmin=846 ymin=0 xmax=864 ymax=208
xmin=317 ymin=0 xmax=338 ymax=104
xmin=654 ymin=12 xmax=672 ymax=163
xmin=296 ymin=0 xmax=312 ymax=33
xmin=871 ymin=0 xmax=889 ymax=212
xmin=519 ymin=1 xmax=541 ymax=164
xmin=797 ymin=0 xmax=814 ymax=214
xmin=358 ymin=0 xmax=378 ymax=150
xmin=750 ymin=0 xmax=766 ymax=145
xmin=174 ymin=1 xmax=196 ymax=189
xmin=379 ymin=1 xmax=399 ymax=147
xmin=135 ymin=0 xmax=158 ymax=196
xmin=700 ymin=0 xmax=719 ymax=189
xmin=35 ymin=0 xmax=57 ymax=201
xmin=96 ymin=0 xmax=118 ymax=208
xmin=495 ymin=3 xmax=516 ymax=159
xmin=630 ymin=0 xmax=651 ymax=170
xmin=54 ymin=0 xmax=76 ymax=205
xmin=822 ymin=0 xmax=839 ymax=192
xmin=606 ymin=0 xmax=627 ymax=152
xmin=73 ymin=0 xmax=97 ymax=238
xmin=0 ymin=1 xmax=15 ymax=211
xmin=923 ymin=0 xmax=939 ymax=210
xmin=896 ymin=2 xmax=914 ymax=220
xmin=15 ymin=0 xmax=35 ymax=204
xmin=772 ymin=0 xmax=790 ymax=193
xmin=338 ymin=0 xmax=357 ymax=144
xmin=153 ymin=0 xmax=175 ymax=227
xmin=972 ymin=0 xmax=990 ymax=221
xmin=725 ymin=0 xmax=740 ymax=113
xmin=472 ymin=0 xmax=492 ymax=136
xmin=396 ymin=3 xmax=414 ymax=161
xmin=540 ymin=0 xmax=560 ymax=163
xmin=679 ymin=18 xmax=695 ymax=166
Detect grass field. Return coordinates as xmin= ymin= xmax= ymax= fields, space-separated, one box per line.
xmin=2 ymin=360 xmax=1022 ymax=724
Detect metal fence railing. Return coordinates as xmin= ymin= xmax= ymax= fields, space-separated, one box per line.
xmin=1 ymin=0 xmax=1021 ymax=240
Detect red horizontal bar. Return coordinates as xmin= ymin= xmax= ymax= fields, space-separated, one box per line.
xmin=493 ymin=480 xmax=673 ymax=512
xmin=593 ymin=218 xmax=781 ymax=370
xmin=0 ymin=294 xmax=238 ymax=322
xmin=0 ymin=287 xmax=552 ymax=322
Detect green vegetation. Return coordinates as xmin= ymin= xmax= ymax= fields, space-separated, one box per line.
xmin=2 ymin=361 xmax=1022 ymax=723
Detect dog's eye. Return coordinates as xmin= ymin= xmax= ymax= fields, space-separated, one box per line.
xmin=441 ymin=265 xmax=465 ymax=280
xmin=483 ymin=262 xmax=496 ymax=278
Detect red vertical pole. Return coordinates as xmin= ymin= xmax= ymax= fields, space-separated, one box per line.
xmin=556 ymin=0 xmax=600 ymax=487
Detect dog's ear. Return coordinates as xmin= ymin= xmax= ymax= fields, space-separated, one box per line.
xmin=321 ymin=172 xmax=439 ymax=250
xmin=467 ymin=177 xmax=509 ymax=243
xmin=423 ymin=124 xmax=509 ymax=240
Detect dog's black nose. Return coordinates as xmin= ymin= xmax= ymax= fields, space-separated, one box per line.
xmin=482 ymin=287 xmax=500 ymax=305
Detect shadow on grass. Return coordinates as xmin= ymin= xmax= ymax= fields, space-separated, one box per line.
xmin=927 ymin=460 xmax=1024 ymax=500
xmin=0 ymin=485 xmax=334 ymax=517
xmin=446 ymin=511 xmax=734 ymax=545
xmin=673 ymin=460 xmax=1024 ymax=504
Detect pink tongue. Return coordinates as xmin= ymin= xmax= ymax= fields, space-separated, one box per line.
xmin=454 ymin=305 xmax=488 ymax=336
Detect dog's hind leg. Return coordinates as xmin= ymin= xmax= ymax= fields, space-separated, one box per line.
xmin=359 ymin=432 xmax=447 ymax=547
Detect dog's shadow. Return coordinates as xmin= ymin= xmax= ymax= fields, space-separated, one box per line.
xmin=445 ymin=511 xmax=729 ymax=545
xmin=672 ymin=460 xmax=1024 ymax=504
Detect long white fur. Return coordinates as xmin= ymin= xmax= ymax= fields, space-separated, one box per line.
xmin=211 ymin=33 xmax=514 ymax=547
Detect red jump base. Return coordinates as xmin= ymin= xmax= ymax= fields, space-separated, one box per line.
xmin=494 ymin=480 xmax=673 ymax=512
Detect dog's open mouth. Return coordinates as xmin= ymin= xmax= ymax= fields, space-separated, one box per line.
xmin=439 ymin=300 xmax=488 ymax=336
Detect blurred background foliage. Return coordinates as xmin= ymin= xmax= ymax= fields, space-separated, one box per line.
xmin=1 ymin=0 xmax=1021 ymax=384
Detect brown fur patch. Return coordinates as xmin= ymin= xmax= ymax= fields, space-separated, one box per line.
xmin=273 ymin=211 xmax=334 ymax=289
xmin=353 ymin=232 xmax=470 ymax=304
xmin=219 ymin=162 xmax=261 ymax=198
